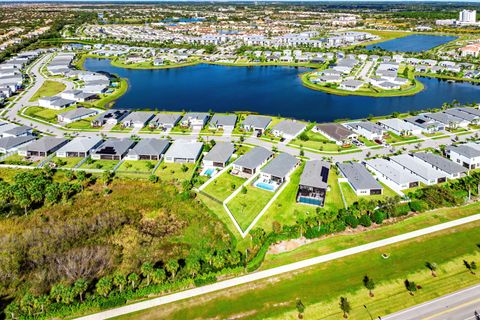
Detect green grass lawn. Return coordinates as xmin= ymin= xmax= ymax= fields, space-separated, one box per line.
xmin=29 ymin=80 xmax=66 ymax=102
xmin=289 ymin=130 xmax=357 ymax=152
xmin=24 ymin=106 xmax=76 ymax=123
xmin=117 ymin=218 xmax=480 ymax=320
xmin=385 ymin=131 xmax=419 ymax=144
xmin=226 ymin=183 xmax=276 ymax=231
xmin=324 ymin=169 xmax=345 ymax=211
xmin=116 ymin=160 xmax=157 ymax=174
xmin=0 ymin=154 xmax=40 ymax=167
xmin=79 ymin=159 xmax=118 ymax=171
xmin=154 ymin=162 xmax=195 ymax=182
xmin=50 ymin=156 xmax=84 ymax=169
xmin=65 ymin=116 xmax=96 ymax=130
xmin=202 ymin=170 xmax=246 ymax=202
xmin=340 ymin=181 xmax=399 ymax=207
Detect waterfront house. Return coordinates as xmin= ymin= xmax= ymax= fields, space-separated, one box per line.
xmin=424 ymin=112 xmax=469 ymax=129
xmin=313 ymin=123 xmax=357 ymax=146
xmin=0 ymin=136 xmax=35 ymax=153
xmin=412 ymin=152 xmax=467 ymax=179
xmin=389 ymin=154 xmax=447 ymax=185
xmin=120 ymin=111 xmax=155 ymax=128
xmin=38 ymin=96 xmax=75 ymax=110
xmin=365 ymin=158 xmax=420 ymax=191
xmin=125 ymin=138 xmax=170 ymax=161
xmin=164 ymin=140 xmax=203 ymax=163
xmin=91 ymin=138 xmax=135 ymax=160
xmin=241 ymin=115 xmax=272 ymax=135
xmin=57 ymin=107 xmax=98 ymax=124
xmin=404 ymin=115 xmax=445 ymax=134
xmin=345 ymin=121 xmax=384 ymax=141
xmin=91 ymin=110 xmax=129 ymax=127
xmin=296 ymin=160 xmax=330 ymax=207
xmin=339 ymin=79 xmax=364 ymax=91
xmin=445 ymin=144 xmax=480 ymax=169
xmin=149 ymin=113 xmax=181 ymax=129
xmin=18 ymin=137 xmax=69 ymax=157
xmin=443 ymin=108 xmax=479 ymax=124
xmin=60 ymin=90 xmax=97 ymax=102
xmin=271 ymin=120 xmax=306 ymax=140
xmin=337 ymin=161 xmax=383 ymax=196
xmin=180 ymin=113 xmax=209 ymax=129
xmin=378 ymin=118 xmax=421 ymax=136
xmin=202 ymin=142 xmax=235 ymax=168
xmin=209 ymin=114 xmax=237 ymax=131
xmin=259 ymin=153 xmax=299 ymax=184
xmin=232 ymin=146 xmax=274 ymax=177
xmin=56 ymin=137 xmax=103 ymax=158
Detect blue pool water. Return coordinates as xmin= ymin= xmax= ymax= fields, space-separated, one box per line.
xmin=84 ymin=58 xmax=480 ymax=123
xmin=256 ymin=182 xmax=275 ymax=191
xmin=298 ymin=196 xmax=322 ymax=206
xmin=366 ymin=34 xmax=457 ymax=53
xmin=204 ymin=168 xmax=215 ymax=176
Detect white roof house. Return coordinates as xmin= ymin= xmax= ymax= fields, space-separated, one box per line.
xmin=378 ymin=118 xmax=422 ymax=136
xmin=57 ymin=107 xmax=98 ymax=123
xmin=271 ymin=120 xmax=306 ymax=140
xmin=365 ymin=158 xmax=420 ymax=191
xmin=164 ymin=140 xmax=203 ymax=163
xmin=412 ymin=152 xmax=467 ymax=179
xmin=121 ymin=111 xmax=155 ymax=128
xmin=389 ymin=154 xmax=447 ymax=185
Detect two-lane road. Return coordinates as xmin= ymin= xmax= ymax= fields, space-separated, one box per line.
xmin=384 ymin=283 xmax=480 ymax=320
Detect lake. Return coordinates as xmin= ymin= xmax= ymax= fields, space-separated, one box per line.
xmin=366 ymin=34 xmax=457 ymax=53
xmin=84 ymin=58 xmax=480 ymax=123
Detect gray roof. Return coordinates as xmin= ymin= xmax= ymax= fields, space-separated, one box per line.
xmin=0 ymin=136 xmax=35 ymax=150
xmin=315 ymin=123 xmax=356 ymax=142
xmin=93 ymin=110 xmax=129 ymax=123
xmin=182 ymin=112 xmax=209 ymax=123
xmin=389 ymin=154 xmax=445 ymax=181
xmin=21 ymin=137 xmax=68 ymax=153
xmin=57 ymin=137 xmax=103 ymax=153
xmin=93 ymin=139 xmax=135 ymax=156
xmin=150 ymin=113 xmax=181 ymax=126
xmin=446 ymin=144 xmax=480 ymax=159
xmin=59 ymin=107 xmax=97 ymax=120
xmin=424 ymin=112 xmax=465 ymax=125
xmin=203 ymin=142 xmax=234 ymax=164
xmin=261 ymin=153 xmax=299 ymax=178
xmin=2 ymin=125 xmax=32 ymax=137
xmin=164 ymin=140 xmax=203 ymax=159
xmin=299 ymin=160 xmax=330 ymax=189
xmin=365 ymin=158 xmax=419 ymax=185
xmin=272 ymin=120 xmax=306 ymax=137
xmin=443 ymin=108 xmax=478 ymax=122
xmin=413 ymin=152 xmax=467 ymax=175
xmin=404 ymin=115 xmax=443 ymax=129
xmin=128 ymin=138 xmax=169 ymax=156
xmin=242 ymin=115 xmax=272 ymax=130
xmin=337 ymin=162 xmax=382 ymax=191
xmin=457 ymin=107 xmax=480 ymax=117
xmin=209 ymin=114 xmax=237 ymax=127
xmin=233 ymin=146 xmax=273 ymax=169
xmin=341 ymin=79 xmax=364 ymax=87
xmin=121 ymin=111 xmax=155 ymax=124
xmin=348 ymin=121 xmax=383 ymax=135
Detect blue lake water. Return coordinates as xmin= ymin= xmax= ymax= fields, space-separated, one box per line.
xmin=84 ymin=58 xmax=480 ymax=123
xmin=366 ymin=34 xmax=457 ymax=53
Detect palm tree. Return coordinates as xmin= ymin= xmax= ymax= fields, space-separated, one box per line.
xmin=113 ymin=273 xmax=127 ymax=292
xmin=339 ymin=296 xmax=351 ymax=318
xmin=141 ymin=262 xmax=154 ymax=286
xmin=404 ymin=279 xmax=417 ymax=296
xmin=165 ymin=259 xmax=179 ymax=279
xmin=96 ymin=277 xmax=112 ymax=298
xmin=296 ymin=299 xmax=305 ymax=319
xmin=425 ymin=262 xmax=438 ymax=277
xmin=151 ymin=268 xmax=166 ymax=285
xmin=363 ymin=275 xmax=375 ymax=297
xmin=73 ymin=279 xmax=88 ymax=302
xmin=128 ymin=272 xmax=140 ymax=290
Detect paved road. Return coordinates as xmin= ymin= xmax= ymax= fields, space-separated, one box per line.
xmin=383 ymin=283 xmax=480 ymax=320
xmin=75 ymin=214 xmax=480 ymax=320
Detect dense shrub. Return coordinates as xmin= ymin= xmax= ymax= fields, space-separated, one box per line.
xmin=395 ymin=203 xmax=411 ymax=217
xmin=359 ymin=215 xmax=372 ymax=227
xmin=344 ymin=215 xmax=359 ymax=228
xmin=372 ymin=210 xmax=386 ymax=224
xmin=409 ymin=200 xmax=429 ymax=213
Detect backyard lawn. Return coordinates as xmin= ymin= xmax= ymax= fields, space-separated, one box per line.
xmin=116 ymin=160 xmax=157 ymax=174
xmin=29 ymin=80 xmax=66 ymax=102
xmin=385 ymin=131 xmax=419 ymax=144
xmin=154 ymin=162 xmax=195 ymax=182
xmin=24 ymin=106 xmax=76 ymax=123
xmin=323 ymin=169 xmax=345 ymax=211
xmin=340 ymin=181 xmax=399 ymax=206
xmin=50 ymin=156 xmax=84 ymax=169
xmin=65 ymin=116 xmax=96 ymax=130
xmin=0 ymin=154 xmax=40 ymax=167
xmin=227 ymin=183 xmax=276 ymax=231
xmin=79 ymin=159 xmax=118 ymax=171
xmin=202 ymin=170 xmax=246 ymax=202
xmin=118 ymin=218 xmax=480 ymax=320
xmin=289 ymin=130 xmax=357 ymax=152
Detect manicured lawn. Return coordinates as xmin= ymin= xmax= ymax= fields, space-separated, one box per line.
xmin=79 ymin=159 xmax=118 ymax=171
xmin=24 ymin=106 xmax=76 ymax=123
xmin=202 ymin=170 xmax=246 ymax=202
xmin=289 ymin=130 xmax=356 ymax=152
xmin=118 ymin=219 xmax=480 ymax=320
xmin=324 ymin=169 xmax=345 ymax=211
xmin=0 ymin=154 xmax=39 ymax=167
xmin=385 ymin=131 xmax=419 ymax=144
xmin=340 ymin=181 xmax=399 ymax=207
xmin=154 ymin=162 xmax=195 ymax=182
xmin=50 ymin=156 xmax=84 ymax=169
xmin=29 ymin=80 xmax=66 ymax=102
xmin=116 ymin=160 xmax=157 ymax=174
xmin=227 ymin=183 xmax=276 ymax=231
xmin=65 ymin=116 xmax=96 ymax=129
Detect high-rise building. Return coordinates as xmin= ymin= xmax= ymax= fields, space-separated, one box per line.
xmin=459 ymin=10 xmax=477 ymax=24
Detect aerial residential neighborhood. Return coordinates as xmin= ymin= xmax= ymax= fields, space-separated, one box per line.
xmin=0 ymin=1 xmax=480 ymax=320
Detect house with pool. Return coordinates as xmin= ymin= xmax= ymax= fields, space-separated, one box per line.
xmin=202 ymin=142 xmax=235 ymax=172
xmin=296 ymin=160 xmax=330 ymax=206
xmin=255 ymin=153 xmax=299 ymax=191
xmin=231 ymin=146 xmax=273 ymax=178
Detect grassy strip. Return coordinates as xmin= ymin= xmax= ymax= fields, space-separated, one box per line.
xmin=29 ymin=80 xmax=66 ymax=102
xmin=115 ymin=219 xmax=480 ymax=320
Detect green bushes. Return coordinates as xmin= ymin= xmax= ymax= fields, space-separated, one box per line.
xmin=372 ymin=211 xmax=386 ymax=224
xmin=409 ymin=200 xmax=429 ymax=213
xmin=359 ymin=215 xmax=372 ymax=227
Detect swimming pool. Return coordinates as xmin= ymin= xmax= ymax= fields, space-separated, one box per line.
xmin=201 ymin=167 xmax=216 ymax=177
xmin=298 ymin=196 xmax=323 ymax=206
xmin=256 ymin=182 xmax=275 ymax=191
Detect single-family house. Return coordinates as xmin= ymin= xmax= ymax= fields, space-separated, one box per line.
xmin=337 ymin=161 xmax=383 ymax=196
xmin=271 ymin=120 xmax=306 ymax=140
xmin=443 ymin=108 xmax=479 ymax=124
xmin=149 ymin=113 xmax=181 ymax=129
xmin=378 ymin=118 xmax=421 ymax=136
xmin=232 ymin=146 xmax=274 ymax=177
xmin=345 ymin=121 xmax=384 ymax=140
xmin=120 ymin=111 xmax=155 ymax=128
xmin=18 ymin=137 xmax=69 ymax=157
xmin=56 ymin=137 xmax=103 ymax=158
xmin=125 ymin=138 xmax=170 ymax=160
xmin=259 ymin=153 xmax=299 ymax=184
xmin=202 ymin=142 xmax=235 ymax=168
xmin=241 ymin=115 xmax=272 ymax=135
xmin=38 ymin=96 xmax=75 ymax=110
xmin=412 ymin=152 xmax=467 ymax=180
xmin=91 ymin=110 xmax=129 ymax=127
xmin=296 ymin=160 xmax=330 ymax=207
xmin=0 ymin=124 xmax=33 ymax=137
xmin=339 ymin=79 xmax=364 ymax=91
xmin=313 ymin=123 xmax=357 ymax=145
xmin=209 ymin=114 xmax=237 ymax=131
xmin=91 ymin=139 xmax=135 ymax=160
xmin=389 ymin=154 xmax=447 ymax=185
xmin=404 ymin=115 xmax=445 ymax=134
xmin=164 ymin=140 xmax=203 ymax=163
xmin=365 ymin=158 xmax=420 ymax=191
xmin=60 ymin=90 xmax=97 ymax=102
xmin=445 ymin=144 xmax=480 ymax=169
xmin=0 ymin=136 xmax=35 ymax=153
xmin=424 ymin=112 xmax=469 ymax=129
xmin=57 ymin=107 xmax=98 ymax=123
xmin=180 ymin=113 xmax=209 ymax=129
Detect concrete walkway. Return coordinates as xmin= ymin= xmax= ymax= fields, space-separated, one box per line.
xmin=75 ymin=214 xmax=480 ymax=320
